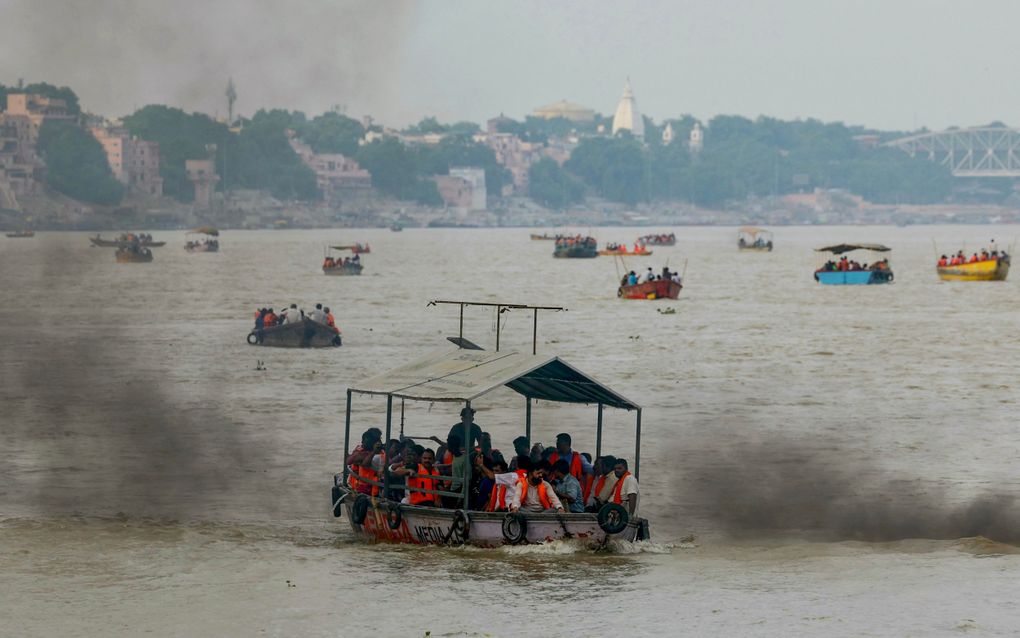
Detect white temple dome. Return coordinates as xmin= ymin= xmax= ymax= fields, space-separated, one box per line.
xmin=611 ymin=80 xmax=644 ymax=139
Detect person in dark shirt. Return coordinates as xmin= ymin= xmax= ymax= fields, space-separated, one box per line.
xmin=446 ymin=407 xmax=482 ymax=449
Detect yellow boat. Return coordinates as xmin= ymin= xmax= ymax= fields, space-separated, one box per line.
xmin=936 ymin=257 xmax=1009 ymax=281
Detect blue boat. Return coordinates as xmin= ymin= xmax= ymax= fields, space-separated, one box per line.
xmin=814 ymin=243 xmax=894 ymax=285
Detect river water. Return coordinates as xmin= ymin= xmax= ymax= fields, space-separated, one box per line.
xmin=2 ymin=226 xmax=1019 ymax=637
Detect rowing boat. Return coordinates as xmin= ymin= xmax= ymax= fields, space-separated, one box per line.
xmin=618 ymin=279 xmax=681 ymax=299
xmin=247 ymin=318 xmax=341 ymax=348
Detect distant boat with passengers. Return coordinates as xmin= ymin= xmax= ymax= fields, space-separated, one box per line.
xmin=737 ymin=227 xmax=773 ymax=252
xmin=814 ymin=243 xmax=894 ymax=285
xmin=936 ymin=245 xmax=1010 ymax=281
xmin=553 ymin=235 xmax=598 ymax=258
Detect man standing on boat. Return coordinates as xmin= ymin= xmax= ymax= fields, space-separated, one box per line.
xmin=446 ymin=407 xmax=483 ymax=449
xmin=509 ymin=460 xmax=565 ymax=514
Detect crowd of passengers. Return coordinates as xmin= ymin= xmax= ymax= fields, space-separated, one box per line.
xmin=323 ymin=254 xmax=361 ymax=269
xmin=345 ymin=407 xmax=640 ymax=516
xmin=639 ymin=233 xmax=675 ymax=244
xmin=816 ymin=256 xmax=891 ymax=272
xmin=253 ymin=303 xmax=340 ymax=333
xmin=621 ymin=266 xmax=682 ymax=287
xmin=554 ymin=235 xmax=597 ymax=249
xmin=603 ymin=242 xmax=648 ymax=252
xmin=937 ymin=248 xmax=1008 ymax=266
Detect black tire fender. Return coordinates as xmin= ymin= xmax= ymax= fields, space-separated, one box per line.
xmin=351 ymin=494 xmax=370 ymax=525
xmin=331 ymin=486 xmax=344 ymax=517
xmin=451 ymin=509 xmax=470 ymax=542
xmin=332 ymin=335 xmax=342 ymax=347
xmin=501 ymin=512 xmax=527 ymax=544
xmin=617 ymin=287 xmax=624 ymax=298
xmin=247 ymin=331 xmax=261 ymax=345
xmin=387 ymin=503 xmax=402 ymax=530
xmin=597 ymin=503 xmax=630 ymax=535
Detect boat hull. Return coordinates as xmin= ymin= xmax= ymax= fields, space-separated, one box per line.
xmin=530 ymin=234 xmax=556 ymax=240
xmin=323 ymin=264 xmax=363 ymax=276
xmin=334 ymin=486 xmax=647 ymax=548
xmin=618 ymin=280 xmax=681 ymax=299
xmin=598 ymin=249 xmax=653 ymax=257
xmin=248 ymin=318 xmax=341 ymax=348
xmin=936 ymin=259 xmax=1009 ymax=281
xmin=91 ymin=237 xmax=165 ymax=248
xmin=815 ymin=270 xmax=893 ymax=285
xmin=738 ymin=244 xmax=772 ymax=252
xmin=5 ymin=231 xmax=34 ymax=238
xmin=553 ymin=247 xmax=598 ymax=258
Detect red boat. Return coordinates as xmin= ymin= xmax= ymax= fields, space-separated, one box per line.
xmin=618 ymin=279 xmax=681 ymax=300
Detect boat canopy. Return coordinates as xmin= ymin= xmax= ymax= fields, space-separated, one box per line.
xmin=738 ymin=226 xmax=771 ymax=236
xmin=350 ymin=348 xmax=640 ymax=411
xmin=815 ymin=243 xmax=891 ymax=254
xmin=187 ymin=226 xmax=219 ymax=236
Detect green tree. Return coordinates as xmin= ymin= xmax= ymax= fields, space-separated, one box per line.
xmin=36 ymin=119 xmax=123 ymax=205
xmin=299 ymin=111 xmax=364 ymax=156
xmin=356 ymin=137 xmax=440 ymax=205
xmin=566 ymin=136 xmax=647 ymax=204
xmin=22 ymin=82 xmax=81 ymax=114
xmin=234 ymin=109 xmax=318 ymax=200
xmin=528 ymin=157 xmax=585 ymax=209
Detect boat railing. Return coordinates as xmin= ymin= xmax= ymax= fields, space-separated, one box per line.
xmin=342 ymin=466 xmax=469 ymax=505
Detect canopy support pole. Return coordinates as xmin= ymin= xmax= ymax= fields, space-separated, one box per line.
xmin=343 ymin=389 xmax=352 ymax=484
xmin=532 ymin=308 xmax=538 ymax=355
xmin=525 ymin=397 xmax=532 ymax=446
xmin=596 ymin=403 xmax=603 ymax=460
xmin=495 ymin=305 xmax=502 ymax=351
xmin=463 ymin=401 xmax=472 ymax=509
xmin=634 ymin=408 xmax=642 ymax=481
xmin=383 ymin=395 xmax=393 ymax=498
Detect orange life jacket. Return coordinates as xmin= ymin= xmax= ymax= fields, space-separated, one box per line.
xmin=408 ymin=464 xmax=439 ymax=505
xmin=549 ymin=451 xmax=584 ymax=481
xmin=264 ymin=313 xmax=277 ymax=326
xmin=581 ymin=473 xmax=595 ymax=504
xmin=487 ymin=469 xmax=526 ymax=511
xmin=611 ymin=471 xmax=631 ymax=505
xmin=592 ymin=474 xmax=608 ymax=502
xmin=518 ymin=476 xmax=552 ymax=509
xmin=353 ymin=451 xmax=385 ymax=496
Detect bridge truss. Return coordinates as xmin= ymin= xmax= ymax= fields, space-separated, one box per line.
xmin=885 ymin=127 xmax=1020 ymax=177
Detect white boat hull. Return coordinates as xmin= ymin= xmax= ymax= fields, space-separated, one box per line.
xmin=334 ymin=485 xmax=647 ymax=547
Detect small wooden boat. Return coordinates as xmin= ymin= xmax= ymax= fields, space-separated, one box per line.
xmin=638 ymin=233 xmax=676 ymax=246
xmin=5 ymin=230 xmax=34 ymax=238
xmin=324 ymin=262 xmax=364 ymax=276
xmin=553 ymin=236 xmax=598 ymax=258
xmin=331 ymin=301 xmax=649 ymax=548
xmin=738 ymin=227 xmax=773 ymax=252
xmin=115 ymin=246 xmax=153 ymax=263
xmin=936 ymin=256 xmax=1010 ymax=281
xmin=530 ymin=233 xmax=558 ymax=241
xmin=91 ymin=234 xmax=165 ymax=248
xmin=598 ymin=243 xmax=653 ymax=257
xmin=248 ymin=318 xmax=341 ymax=348
xmin=618 ymin=279 xmax=681 ymax=299
xmin=814 ymin=243 xmax=893 ymax=285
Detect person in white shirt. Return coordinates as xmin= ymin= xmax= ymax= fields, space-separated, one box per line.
xmin=509 ymin=460 xmax=564 ymax=513
xmin=308 ymin=303 xmax=327 ymax=324
xmin=282 ymin=303 xmax=302 ymax=324
xmin=609 ymin=458 xmax=639 ymax=516
xmin=643 ymin=267 xmax=655 ymax=283
xmin=585 ymin=455 xmax=619 ymax=511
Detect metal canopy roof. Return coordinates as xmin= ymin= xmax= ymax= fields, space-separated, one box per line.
xmin=349 ymin=348 xmax=640 ymax=411
xmin=815 ymin=243 xmax=891 ymax=254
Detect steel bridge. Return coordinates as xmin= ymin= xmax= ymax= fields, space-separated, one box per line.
xmin=885 ymin=127 xmax=1020 ymax=177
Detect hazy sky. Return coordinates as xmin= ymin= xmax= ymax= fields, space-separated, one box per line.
xmin=2 ymin=0 xmax=1018 ymax=131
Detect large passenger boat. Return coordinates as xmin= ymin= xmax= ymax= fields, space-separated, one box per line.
xmin=185 ymin=227 xmax=220 ymax=252
xmin=331 ymin=301 xmax=648 ymax=547
xmin=553 ymin=236 xmax=598 ymax=258
xmin=323 ymin=245 xmax=364 ymax=276
xmin=814 ymin=243 xmax=894 ymax=285
xmin=737 ymin=227 xmax=773 ymax=252
xmin=248 ymin=318 xmax=341 ymax=348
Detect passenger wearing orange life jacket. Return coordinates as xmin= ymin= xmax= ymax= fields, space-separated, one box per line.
xmin=488 ymin=456 xmax=530 ymax=511
xmin=509 ymin=460 xmax=564 ymax=513
xmin=585 ymin=455 xmax=619 ymax=511
xmin=264 ymin=308 xmax=278 ymax=327
xmin=547 ymin=433 xmax=594 ymax=483
xmin=323 ymin=307 xmax=339 ymax=334
xmin=609 ymin=458 xmax=640 ymax=516
xmin=345 ymin=428 xmax=383 ymax=495
xmin=393 ymin=447 xmax=440 ymax=507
